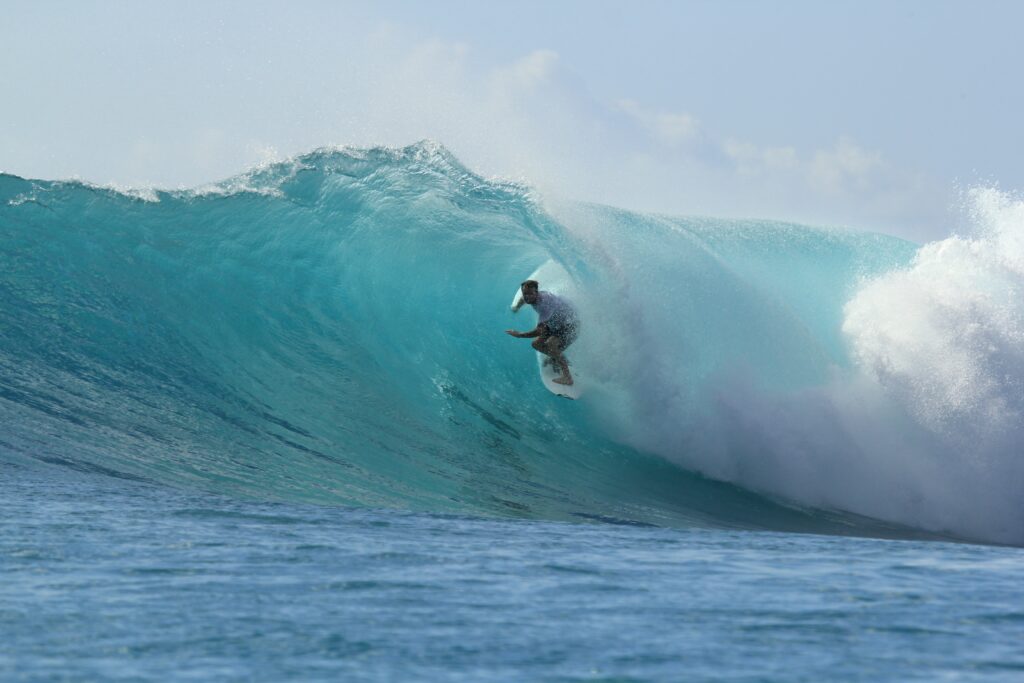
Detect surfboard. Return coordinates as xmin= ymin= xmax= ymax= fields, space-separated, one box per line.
xmin=511 ymin=260 xmax=582 ymax=400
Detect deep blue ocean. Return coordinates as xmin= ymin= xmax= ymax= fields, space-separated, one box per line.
xmin=2 ymin=143 xmax=1022 ymax=681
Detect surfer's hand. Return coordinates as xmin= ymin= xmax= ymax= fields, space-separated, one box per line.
xmin=505 ymin=329 xmax=521 ymax=338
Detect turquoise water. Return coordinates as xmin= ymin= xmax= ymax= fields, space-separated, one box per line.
xmin=2 ymin=142 xmax=1023 ymax=680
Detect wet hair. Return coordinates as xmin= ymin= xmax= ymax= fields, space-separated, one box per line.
xmin=520 ymin=280 xmax=539 ymax=292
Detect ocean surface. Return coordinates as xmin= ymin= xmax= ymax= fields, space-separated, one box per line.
xmin=2 ymin=142 xmax=1022 ymax=681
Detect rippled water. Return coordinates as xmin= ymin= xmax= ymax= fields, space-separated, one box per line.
xmin=4 ymin=463 xmax=1022 ymax=682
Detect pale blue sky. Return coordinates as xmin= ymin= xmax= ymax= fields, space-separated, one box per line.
xmin=3 ymin=1 xmax=1022 ymax=240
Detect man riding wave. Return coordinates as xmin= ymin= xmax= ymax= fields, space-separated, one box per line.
xmin=506 ymin=280 xmax=579 ymax=386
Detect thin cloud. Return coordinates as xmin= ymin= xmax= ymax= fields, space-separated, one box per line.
xmin=723 ymin=139 xmax=799 ymax=175
xmin=617 ymin=99 xmax=701 ymax=147
xmin=808 ymin=137 xmax=885 ymax=195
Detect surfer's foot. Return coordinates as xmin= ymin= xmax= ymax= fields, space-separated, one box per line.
xmin=552 ymin=376 xmax=574 ymax=386
xmin=543 ymin=357 xmax=562 ymax=374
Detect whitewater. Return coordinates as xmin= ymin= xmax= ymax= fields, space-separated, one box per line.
xmin=3 ymin=141 xmax=1021 ymax=545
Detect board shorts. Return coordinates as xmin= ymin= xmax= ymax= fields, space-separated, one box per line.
xmin=541 ymin=314 xmax=579 ymax=349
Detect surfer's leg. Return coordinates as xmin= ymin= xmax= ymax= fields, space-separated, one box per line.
xmin=532 ymin=335 xmax=558 ymax=360
xmin=532 ymin=336 xmax=568 ymax=381
xmin=546 ymin=337 xmax=574 ymax=386
xmin=533 ymin=337 xmax=558 ymax=369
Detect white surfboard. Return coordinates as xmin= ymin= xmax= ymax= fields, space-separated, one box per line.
xmin=511 ymin=260 xmax=582 ymax=400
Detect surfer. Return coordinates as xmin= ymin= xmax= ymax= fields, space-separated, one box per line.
xmin=506 ymin=280 xmax=579 ymax=386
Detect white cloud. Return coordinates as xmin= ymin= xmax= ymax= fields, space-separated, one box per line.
xmin=714 ymin=134 xmax=946 ymax=240
xmin=617 ymin=99 xmax=700 ymax=146
xmin=723 ymin=136 xmax=883 ymax=195
xmin=723 ymin=139 xmax=799 ymax=175
xmin=808 ymin=137 xmax=884 ymax=195
xmin=492 ymin=49 xmax=560 ymax=91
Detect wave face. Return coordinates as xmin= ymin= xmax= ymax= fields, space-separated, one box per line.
xmin=1 ymin=143 xmax=1021 ymax=544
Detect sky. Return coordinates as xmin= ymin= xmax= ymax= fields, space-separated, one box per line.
xmin=2 ymin=0 xmax=1023 ymax=241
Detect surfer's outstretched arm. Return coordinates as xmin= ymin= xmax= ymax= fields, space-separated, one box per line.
xmin=505 ymin=325 xmax=543 ymax=339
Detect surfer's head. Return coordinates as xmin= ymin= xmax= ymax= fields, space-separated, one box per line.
xmin=521 ymin=280 xmax=540 ymax=304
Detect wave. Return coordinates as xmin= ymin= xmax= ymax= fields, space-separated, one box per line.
xmin=1 ymin=142 xmax=1020 ymax=544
